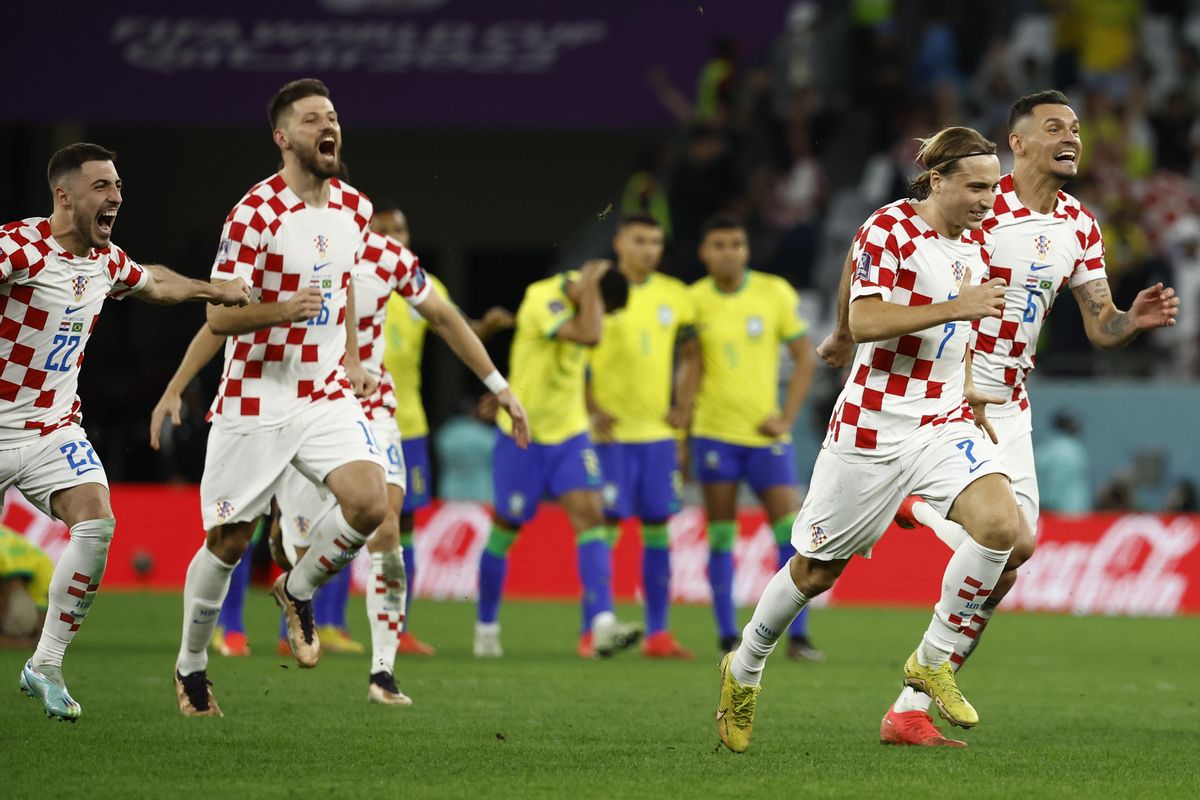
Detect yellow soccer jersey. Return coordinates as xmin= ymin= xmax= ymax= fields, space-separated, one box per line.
xmin=382 ymin=273 xmax=450 ymax=439
xmin=589 ymin=272 xmax=696 ymax=443
xmin=499 ymin=273 xmax=589 ymax=445
xmin=0 ymin=526 xmax=53 ymax=609
xmin=690 ymin=270 xmax=808 ymax=447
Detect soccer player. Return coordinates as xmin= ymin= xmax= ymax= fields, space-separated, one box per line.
xmin=475 ymin=260 xmax=637 ymax=658
xmin=716 ymin=126 xmax=1021 ymax=753
xmin=378 ymin=200 xmax=514 ymax=656
xmin=688 ymin=214 xmax=819 ymax=659
xmin=818 ymin=92 xmax=1179 ymax=746
xmin=171 ymin=78 xmax=526 ymax=717
xmin=586 ymin=212 xmax=699 ymax=659
xmin=0 ymin=525 xmax=53 ymax=649
xmin=3 ymin=142 xmax=248 ymax=721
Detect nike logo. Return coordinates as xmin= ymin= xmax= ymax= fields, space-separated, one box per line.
xmin=716 ymin=709 xmax=727 ymax=721
xmin=1029 ymin=263 xmax=1052 ymax=271
xmin=968 ymin=459 xmax=991 ymax=474
xmin=312 ymin=261 xmax=331 ymax=271
xmin=64 ymin=305 xmax=84 ymax=314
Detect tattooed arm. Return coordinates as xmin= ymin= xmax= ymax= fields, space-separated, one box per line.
xmin=1072 ymin=278 xmax=1180 ymax=349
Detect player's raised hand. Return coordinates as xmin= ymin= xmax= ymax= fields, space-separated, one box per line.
xmin=498 ymin=389 xmax=531 ymax=448
xmin=1128 ymin=282 xmax=1180 ymax=330
xmin=757 ymin=415 xmax=790 ymax=438
xmin=965 ymin=386 xmax=1006 ymax=444
xmin=579 ymin=259 xmax=612 ymax=284
xmin=283 ymin=287 xmax=325 ymax=322
xmin=954 ymin=268 xmax=1006 ymax=321
xmin=480 ymin=306 xmax=515 ymax=334
xmin=209 ymin=278 xmax=251 ymax=307
xmin=148 ymin=390 xmax=183 ymax=451
xmin=816 ymin=331 xmax=856 ymax=369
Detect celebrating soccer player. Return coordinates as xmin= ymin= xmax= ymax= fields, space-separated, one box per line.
xmin=688 ymin=214 xmax=819 ymax=659
xmin=717 ymin=126 xmax=1022 ymax=753
xmin=2 ymin=142 xmax=248 ymax=722
xmin=585 ymin=212 xmax=699 ymax=659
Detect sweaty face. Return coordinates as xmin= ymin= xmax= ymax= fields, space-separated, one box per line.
xmin=698 ymin=227 xmax=749 ymax=282
xmin=63 ymin=160 xmax=122 ymax=250
xmin=1013 ymin=104 xmax=1081 ymax=181
xmin=281 ymin=95 xmax=342 ymax=179
xmin=932 ymin=154 xmax=1000 ymax=232
xmin=370 ymin=209 xmax=410 ymax=247
xmin=614 ymin=223 xmax=664 ymax=273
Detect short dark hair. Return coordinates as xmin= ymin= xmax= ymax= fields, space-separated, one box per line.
xmin=700 ymin=212 xmax=746 ymax=241
xmin=618 ymin=212 xmax=661 ymax=230
xmin=47 ymin=143 xmax=117 ymax=191
xmin=599 ymin=266 xmax=630 ymax=313
xmin=372 ymin=198 xmax=405 ymax=216
xmin=268 ymin=78 xmax=331 ymax=129
xmin=1008 ymin=90 xmax=1071 ymax=132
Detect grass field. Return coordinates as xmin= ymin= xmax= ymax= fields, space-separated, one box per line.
xmin=1 ymin=592 xmax=1197 ymax=799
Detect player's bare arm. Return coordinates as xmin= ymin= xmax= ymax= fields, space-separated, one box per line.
xmin=206 ymin=282 xmax=323 ymax=335
xmin=849 ymin=267 xmax=1006 ymax=343
xmin=416 ymin=291 xmax=530 ymax=448
xmin=759 ymin=334 xmax=816 ymax=438
xmin=470 ymin=306 xmax=516 ymax=340
xmin=586 ymin=380 xmax=616 ymax=441
xmin=666 ymin=334 xmax=701 ymax=430
xmin=149 ymin=324 xmax=227 ymax=450
xmin=1072 ymin=278 xmax=1180 ymax=349
xmin=555 ymin=260 xmax=611 ymax=345
xmin=343 ymin=281 xmax=374 ymax=397
xmin=817 ymin=244 xmax=856 ymax=368
xmin=137 ymin=265 xmax=249 ymax=306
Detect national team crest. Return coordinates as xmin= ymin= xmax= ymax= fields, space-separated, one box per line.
xmin=1034 ymin=234 xmax=1051 ymax=257
xmin=508 ymin=492 xmax=526 ymax=517
xmin=70 ymin=275 xmax=89 ymax=302
xmin=810 ymin=524 xmax=828 ymax=550
xmin=295 ymin=516 xmax=311 ymax=536
xmin=215 ymin=500 xmax=235 ymax=522
xmin=951 ymin=260 xmax=966 ymax=288
xmin=746 ymin=315 xmax=764 ymax=338
xmin=657 ymin=304 xmax=674 ymax=326
xmin=314 ymin=234 xmax=329 ymax=258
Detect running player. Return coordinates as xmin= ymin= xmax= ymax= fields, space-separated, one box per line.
xmin=378 ymin=200 xmax=514 ymax=656
xmin=817 ymin=92 xmax=1179 ymax=746
xmin=475 ymin=260 xmax=637 ymax=658
xmin=688 ymin=214 xmax=819 ymax=659
xmin=4 ymin=142 xmax=248 ymax=721
xmin=717 ymin=126 xmax=1020 ymax=753
xmin=586 ymin=212 xmax=699 ymax=659
xmin=0 ymin=525 xmax=53 ymax=649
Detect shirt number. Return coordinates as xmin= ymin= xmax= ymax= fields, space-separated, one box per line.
xmin=45 ymin=334 xmax=82 ymax=372
xmin=60 ymin=440 xmax=101 ymax=476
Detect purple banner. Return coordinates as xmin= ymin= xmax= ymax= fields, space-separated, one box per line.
xmin=8 ymin=0 xmax=788 ymax=128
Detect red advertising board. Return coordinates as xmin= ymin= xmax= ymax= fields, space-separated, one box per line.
xmin=4 ymin=486 xmax=1199 ymax=616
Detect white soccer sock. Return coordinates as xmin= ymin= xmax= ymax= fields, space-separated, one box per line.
xmin=286 ymin=507 xmax=370 ymax=600
xmin=912 ymin=500 xmax=970 ymax=550
xmin=895 ymin=597 xmax=1000 ymax=713
xmin=367 ymin=548 xmax=406 ymax=676
xmin=32 ymin=518 xmax=115 ymax=677
xmin=919 ymin=537 xmax=1011 ymax=666
xmin=177 ymin=546 xmax=237 ymax=676
xmin=731 ymin=565 xmax=809 ymax=687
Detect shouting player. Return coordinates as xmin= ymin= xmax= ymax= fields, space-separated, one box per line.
xmin=688 ymin=214 xmax=819 ymax=659
xmin=586 ymin=212 xmax=699 ymax=659
xmin=3 ymin=143 xmax=248 ymax=721
xmin=717 ymin=127 xmax=1021 ymax=753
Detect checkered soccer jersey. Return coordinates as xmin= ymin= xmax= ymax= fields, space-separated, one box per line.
xmin=826 ymin=200 xmax=993 ymax=458
xmin=208 ymin=174 xmax=372 ymax=432
xmin=972 ymin=173 xmax=1107 ymax=415
xmin=353 ymin=231 xmax=432 ymax=422
xmin=0 ymin=218 xmax=147 ymax=446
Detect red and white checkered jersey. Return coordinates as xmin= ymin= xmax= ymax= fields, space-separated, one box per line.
xmin=971 ymin=174 xmax=1106 ymax=416
xmin=0 ymin=217 xmax=147 ymax=445
xmin=825 ymin=200 xmax=992 ymax=458
xmin=208 ymin=174 xmax=372 ymax=431
xmin=352 ymin=231 xmax=431 ymax=421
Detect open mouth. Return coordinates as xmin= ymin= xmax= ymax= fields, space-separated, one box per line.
xmin=318 ymin=136 xmax=337 ymax=157
xmin=968 ymin=208 xmax=987 ymax=221
xmin=1053 ymin=150 xmax=1077 ymax=164
xmin=96 ymin=209 xmax=117 ymax=236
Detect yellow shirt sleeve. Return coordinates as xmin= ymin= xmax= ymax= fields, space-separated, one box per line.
xmin=776 ymin=277 xmax=807 ymax=342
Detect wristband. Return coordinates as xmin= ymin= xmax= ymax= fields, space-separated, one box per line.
xmin=483 ymin=370 xmax=509 ymax=394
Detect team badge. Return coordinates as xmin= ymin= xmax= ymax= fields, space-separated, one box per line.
xmin=1034 ymin=234 xmax=1051 ymax=257
xmin=856 ymin=252 xmax=871 ymax=281
xmin=295 ymin=516 xmax=311 ymax=536
xmin=70 ymin=275 xmax=89 ymax=302
xmin=657 ymin=304 xmax=674 ymax=326
xmin=746 ymin=315 xmax=764 ymax=338
xmin=809 ymin=524 xmax=827 ymax=550
xmin=508 ymin=492 xmax=526 ymax=517
xmin=602 ymin=482 xmax=619 ymax=508
xmin=314 ymin=234 xmax=329 ymax=258
xmin=215 ymin=500 xmax=235 ymax=522
xmin=548 ymin=300 xmax=566 ymax=315
xmin=951 ymin=260 xmax=966 ymax=288
xmin=704 ymin=449 xmax=720 ymax=469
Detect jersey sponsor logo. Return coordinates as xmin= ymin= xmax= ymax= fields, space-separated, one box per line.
xmin=1029 ymin=262 xmax=1052 ymax=271
xmin=657 ymin=304 xmax=674 ymax=326
xmin=62 ymin=306 xmax=85 ymax=316
xmin=312 ymin=261 xmax=332 ymax=272
xmin=856 ymin=252 xmax=871 ymax=281
xmin=314 ymin=234 xmax=329 ymax=258
xmin=968 ymin=459 xmax=992 ymax=474
xmin=746 ymin=315 xmax=764 ymax=338
xmin=70 ymin=275 xmax=89 ymax=302
xmin=1034 ymin=234 xmax=1051 ymax=257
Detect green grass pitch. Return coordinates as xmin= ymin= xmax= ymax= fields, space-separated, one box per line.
xmin=2 ymin=592 xmax=1197 ymax=799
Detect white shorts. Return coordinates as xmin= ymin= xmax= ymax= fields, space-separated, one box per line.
xmin=990 ymin=409 xmax=1038 ymax=532
xmin=276 ymin=418 xmax=406 ymax=563
xmin=199 ymin=398 xmax=387 ymax=530
xmin=793 ymin=422 xmax=1010 ymax=561
xmin=0 ymin=425 xmax=110 ymax=518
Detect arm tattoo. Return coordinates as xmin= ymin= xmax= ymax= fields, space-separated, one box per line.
xmin=1081 ymin=281 xmax=1111 ymax=317
xmin=1101 ymin=310 xmax=1131 ymax=339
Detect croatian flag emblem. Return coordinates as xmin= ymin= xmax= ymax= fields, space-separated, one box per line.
xmin=70 ymin=275 xmax=89 ymax=301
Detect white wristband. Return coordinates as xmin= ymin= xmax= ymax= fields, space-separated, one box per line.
xmin=483 ymin=370 xmax=509 ymax=394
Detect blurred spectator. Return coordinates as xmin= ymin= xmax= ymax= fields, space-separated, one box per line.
xmin=620 ymin=148 xmax=673 ymax=241
xmin=1160 ymin=215 xmax=1200 ymax=375
xmin=1035 ymin=410 xmax=1092 ymax=514
xmin=1095 ymin=475 xmax=1136 ymax=512
xmin=1076 ymin=0 xmax=1143 ymax=100
xmin=1163 ymin=479 xmax=1199 ymax=513
xmin=434 ymin=397 xmax=498 ymax=503
xmin=751 ymin=117 xmax=828 ymax=285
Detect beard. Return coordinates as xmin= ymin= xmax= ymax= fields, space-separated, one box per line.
xmin=296 ymin=143 xmax=343 ymax=180
xmin=72 ymin=205 xmax=107 ymax=250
